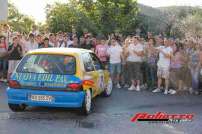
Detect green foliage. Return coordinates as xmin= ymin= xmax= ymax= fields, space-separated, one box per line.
xmin=46 ymin=3 xmax=77 ymax=33
xmin=138 ymin=5 xmax=202 ymax=37
xmin=158 ymin=6 xmax=202 ymax=37
xmin=171 ymin=10 xmax=202 ymax=38
xmin=137 ymin=4 xmax=168 ymax=35
xmin=8 ymin=3 xmax=35 ymax=34
xmin=46 ymin=0 xmax=139 ymax=36
xmin=8 ymin=1 xmax=202 ymax=38
xmin=97 ymin=0 xmax=138 ymax=35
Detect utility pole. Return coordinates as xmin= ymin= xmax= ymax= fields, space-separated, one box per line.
xmin=0 ymin=0 xmax=8 ymax=23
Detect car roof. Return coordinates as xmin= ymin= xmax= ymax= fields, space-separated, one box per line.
xmin=27 ymin=48 xmax=93 ymax=55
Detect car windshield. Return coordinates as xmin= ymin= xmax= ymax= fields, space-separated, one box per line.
xmin=16 ymin=54 xmax=76 ymax=75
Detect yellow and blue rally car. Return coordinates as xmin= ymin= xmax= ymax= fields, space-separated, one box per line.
xmin=7 ymin=48 xmax=112 ymax=115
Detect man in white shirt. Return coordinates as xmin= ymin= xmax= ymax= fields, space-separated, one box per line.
xmin=152 ymin=38 xmax=173 ymax=94
xmin=126 ymin=36 xmax=144 ymax=91
xmin=107 ymin=38 xmax=123 ymax=89
xmin=24 ymin=33 xmax=38 ymax=53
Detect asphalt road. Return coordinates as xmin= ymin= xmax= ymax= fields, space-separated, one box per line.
xmin=0 ymin=82 xmax=202 ymax=134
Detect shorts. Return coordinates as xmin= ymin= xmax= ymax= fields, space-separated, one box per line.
xmin=8 ymin=60 xmax=20 ymax=74
xmin=109 ymin=63 xmax=121 ymax=75
xmin=127 ymin=62 xmax=142 ymax=80
xmin=157 ymin=67 xmax=170 ymax=79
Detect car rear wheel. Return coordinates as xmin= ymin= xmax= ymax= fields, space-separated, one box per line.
xmin=81 ymin=89 xmax=92 ymax=115
xmin=8 ymin=104 xmax=26 ymax=112
xmin=103 ymin=78 xmax=113 ymax=97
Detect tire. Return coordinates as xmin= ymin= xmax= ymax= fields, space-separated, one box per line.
xmin=81 ymin=89 xmax=92 ymax=115
xmin=8 ymin=103 xmax=26 ymax=112
xmin=103 ymin=78 xmax=113 ymax=97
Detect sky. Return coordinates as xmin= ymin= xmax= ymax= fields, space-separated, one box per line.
xmin=9 ymin=0 xmax=202 ymax=23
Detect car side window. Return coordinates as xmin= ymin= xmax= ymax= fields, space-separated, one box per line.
xmin=82 ymin=53 xmax=95 ymax=72
xmin=90 ymin=53 xmax=104 ymax=70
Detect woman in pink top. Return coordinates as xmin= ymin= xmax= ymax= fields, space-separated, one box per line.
xmin=95 ymin=38 xmax=109 ymax=65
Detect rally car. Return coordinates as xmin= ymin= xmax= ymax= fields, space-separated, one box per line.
xmin=7 ymin=48 xmax=112 ymax=115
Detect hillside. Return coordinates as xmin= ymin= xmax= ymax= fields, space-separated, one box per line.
xmin=138 ymin=4 xmax=166 ymax=20
xmin=137 ymin=4 xmax=202 ymax=34
xmin=137 ymin=4 xmax=168 ymax=33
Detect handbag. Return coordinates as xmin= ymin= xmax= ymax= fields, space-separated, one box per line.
xmin=0 ymin=43 xmax=8 ymax=58
xmin=0 ymin=50 xmax=8 ymax=58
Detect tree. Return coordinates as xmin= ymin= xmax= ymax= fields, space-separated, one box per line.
xmin=171 ymin=9 xmax=202 ymax=38
xmin=97 ymin=0 xmax=139 ymax=35
xmin=46 ymin=3 xmax=77 ymax=33
xmin=8 ymin=3 xmax=35 ymax=33
xmin=156 ymin=6 xmax=202 ymax=37
xmin=46 ymin=0 xmax=139 ymax=36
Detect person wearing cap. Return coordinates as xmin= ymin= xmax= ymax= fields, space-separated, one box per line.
xmin=152 ymin=38 xmax=173 ymax=94
xmin=107 ymin=37 xmax=123 ymax=89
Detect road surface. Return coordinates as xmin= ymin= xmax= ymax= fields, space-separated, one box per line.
xmin=0 ymin=82 xmax=202 ymax=134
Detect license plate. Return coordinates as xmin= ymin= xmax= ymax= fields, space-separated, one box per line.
xmin=30 ymin=95 xmax=53 ymax=102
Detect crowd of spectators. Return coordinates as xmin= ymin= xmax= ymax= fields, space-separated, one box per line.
xmin=1 ymin=24 xmax=202 ymax=95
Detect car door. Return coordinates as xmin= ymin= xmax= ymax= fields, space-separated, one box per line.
xmin=82 ymin=53 xmax=100 ymax=97
xmin=89 ymin=53 xmax=106 ymax=94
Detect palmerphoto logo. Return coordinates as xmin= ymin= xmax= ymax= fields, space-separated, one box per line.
xmin=131 ymin=112 xmax=194 ymax=123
